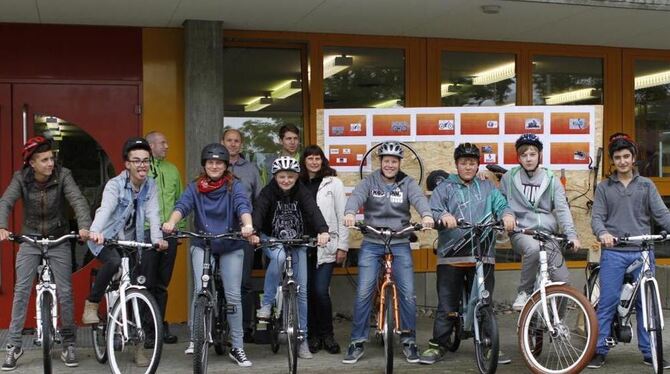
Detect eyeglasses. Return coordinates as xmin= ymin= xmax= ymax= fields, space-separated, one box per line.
xmin=128 ymin=158 xmax=150 ymax=167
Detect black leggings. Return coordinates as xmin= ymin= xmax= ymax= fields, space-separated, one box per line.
xmin=88 ymin=246 xmax=121 ymax=303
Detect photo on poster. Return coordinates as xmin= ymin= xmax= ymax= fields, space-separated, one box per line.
xmin=525 ymin=118 xmax=542 ymax=130
xmin=350 ymin=123 xmax=362 ymax=132
xmin=438 ymin=119 xmax=455 ymax=131
xmin=327 ymin=114 xmax=368 ymax=137
xmin=486 ymin=120 xmax=498 ymax=129
xmin=569 ymin=118 xmax=586 ymax=130
xmin=484 ymin=153 xmax=497 ymax=164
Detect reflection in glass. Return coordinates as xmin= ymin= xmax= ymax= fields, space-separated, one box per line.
xmin=441 ymin=51 xmax=516 ymax=106
xmin=634 ymin=60 xmax=670 ymax=178
xmin=323 ymin=46 xmax=405 ymax=109
xmin=532 ymin=55 xmax=603 ymax=105
xmin=33 ymin=115 xmax=115 ymax=271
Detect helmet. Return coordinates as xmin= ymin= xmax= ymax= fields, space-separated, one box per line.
xmin=271 ymin=156 xmax=300 ymax=175
xmin=22 ymin=136 xmax=51 ymax=164
xmin=515 ymin=133 xmax=543 ymax=152
xmin=201 ymin=143 xmax=229 ymax=166
xmin=608 ymin=133 xmax=637 ymax=158
xmin=426 ymin=170 xmax=449 ymax=192
xmin=454 ymin=142 xmax=480 ymax=161
xmin=377 ymin=141 xmax=404 ymax=159
xmin=122 ymin=137 xmax=151 ymax=161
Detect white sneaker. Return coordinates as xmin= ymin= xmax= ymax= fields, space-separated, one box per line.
xmin=512 ymin=291 xmax=529 ymax=311
xmin=298 ymin=341 xmax=313 ymax=359
xmin=256 ymin=304 xmax=272 ymax=319
xmin=184 ymin=342 xmax=194 ymax=355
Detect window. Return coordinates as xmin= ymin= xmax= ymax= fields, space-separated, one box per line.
xmin=532 ymin=55 xmax=603 ymax=106
xmin=441 ymin=51 xmax=516 ymax=106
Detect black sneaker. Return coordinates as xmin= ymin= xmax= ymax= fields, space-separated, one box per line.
xmin=342 ymin=343 xmax=364 ymax=364
xmin=322 ymin=335 xmax=341 ymax=354
xmin=229 ymin=348 xmax=252 ymax=367
xmin=1 ymin=346 xmax=23 ymax=371
xmin=308 ymin=336 xmax=322 ymax=353
xmin=642 ymin=356 xmax=670 ymax=369
xmin=587 ymin=354 xmax=605 ymax=369
xmin=60 ymin=345 xmax=79 ymax=367
xmin=403 ymin=343 xmax=420 ymax=363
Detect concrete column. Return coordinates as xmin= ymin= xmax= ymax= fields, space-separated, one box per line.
xmin=183 ymin=19 xmax=224 ymax=180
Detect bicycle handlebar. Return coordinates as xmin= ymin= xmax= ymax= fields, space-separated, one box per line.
xmin=258 ymin=235 xmax=316 ymax=247
xmin=456 ymin=218 xmax=505 ymax=231
xmin=616 ymin=232 xmax=668 ymax=244
xmin=514 ymin=228 xmax=574 ymax=250
xmin=8 ymin=232 xmax=80 ymax=246
xmin=103 ymin=238 xmax=159 ymax=249
xmin=352 ymin=222 xmax=423 ymax=237
xmin=164 ymin=230 xmax=243 ymax=241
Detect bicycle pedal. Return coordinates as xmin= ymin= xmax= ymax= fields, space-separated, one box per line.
xmin=398 ymin=329 xmax=412 ymax=335
xmin=605 ymin=337 xmax=617 ymax=347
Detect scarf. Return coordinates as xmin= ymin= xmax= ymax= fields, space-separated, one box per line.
xmin=197 ymin=174 xmax=231 ymax=194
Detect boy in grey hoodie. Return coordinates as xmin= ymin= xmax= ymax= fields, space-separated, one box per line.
xmin=500 ymin=134 xmax=580 ymax=311
xmin=341 ymin=141 xmax=434 ymax=365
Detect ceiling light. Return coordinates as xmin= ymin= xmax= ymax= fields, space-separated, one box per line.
xmin=441 ymin=83 xmax=458 ymax=97
xmin=244 ymin=96 xmax=273 ymax=112
xmin=373 ymin=99 xmax=403 ymax=108
xmin=323 ymin=54 xmax=353 ymax=79
xmin=472 ymin=62 xmax=515 ymax=85
xmin=545 ymin=88 xmax=599 ymax=105
xmin=635 ymin=70 xmax=670 ymax=90
xmin=271 ymin=80 xmax=302 ymax=99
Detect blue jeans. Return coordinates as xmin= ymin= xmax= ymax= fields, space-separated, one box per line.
xmin=190 ymin=246 xmax=245 ymax=349
xmin=596 ymin=249 xmax=655 ymax=357
xmin=350 ymin=241 xmax=416 ymax=344
xmin=262 ymin=244 xmax=308 ymax=338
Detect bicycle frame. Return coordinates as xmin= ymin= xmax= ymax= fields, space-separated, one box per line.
xmin=377 ymin=252 xmax=401 ymax=335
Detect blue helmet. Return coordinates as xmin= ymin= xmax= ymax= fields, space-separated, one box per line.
xmin=515 ymin=133 xmax=543 ymax=152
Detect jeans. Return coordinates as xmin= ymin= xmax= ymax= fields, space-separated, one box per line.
xmin=262 ymin=244 xmax=308 ymax=338
xmin=350 ymin=241 xmax=416 ymax=344
xmin=7 ymin=242 xmax=76 ymax=348
xmin=240 ymin=241 xmax=255 ymax=333
xmin=307 ymin=249 xmax=335 ymax=339
xmin=511 ymin=233 xmax=569 ymax=294
xmin=88 ymin=245 xmax=122 ymax=304
xmin=140 ymin=234 xmax=178 ymax=321
xmin=596 ymin=249 xmax=655 ymax=357
xmin=189 ymin=245 xmax=245 ymax=349
xmin=431 ymin=264 xmax=495 ymax=346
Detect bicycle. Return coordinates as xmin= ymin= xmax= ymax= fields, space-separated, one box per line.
xmin=8 ymin=232 xmax=79 ymax=374
xmin=351 ymin=222 xmax=422 ymax=374
xmin=256 ymin=235 xmax=315 ymax=374
xmin=515 ymin=229 xmax=598 ymax=374
xmin=438 ymin=219 xmax=503 ymax=374
xmin=164 ymin=230 xmax=241 ymax=374
xmin=89 ymin=238 xmax=163 ymax=374
xmin=584 ymin=233 xmax=667 ymax=374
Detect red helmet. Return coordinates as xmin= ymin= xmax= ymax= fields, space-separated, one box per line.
xmin=22 ymin=136 xmax=51 ymax=165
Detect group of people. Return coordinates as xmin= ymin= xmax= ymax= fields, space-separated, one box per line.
xmin=0 ymin=123 xmax=668 ymax=371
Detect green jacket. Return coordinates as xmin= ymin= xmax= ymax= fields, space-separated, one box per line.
xmin=149 ymin=158 xmax=185 ymax=229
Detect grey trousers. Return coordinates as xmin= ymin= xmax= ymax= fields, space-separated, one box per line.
xmin=511 ymin=233 xmax=569 ymax=295
xmin=7 ymin=242 xmax=76 ymax=348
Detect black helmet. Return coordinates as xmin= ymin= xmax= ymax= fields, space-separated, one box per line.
xmin=201 ymin=143 xmax=229 ymax=166
xmin=515 ymin=133 xmax=543 ymax=152
xmin=454 ymin=143 xmax=480 ymax=161
xmin=122 ymin=137 xmax=151 ymax=161
xmin=608 ymin=133 xmax=637 ymax=158
xmin=426 ymin=170 xmax=449 ymax=192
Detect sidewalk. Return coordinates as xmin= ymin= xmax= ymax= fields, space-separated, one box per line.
xmin=5 ymin=310 xmax=668 ymax=373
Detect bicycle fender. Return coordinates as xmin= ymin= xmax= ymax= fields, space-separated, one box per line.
xmin=640 ymin=277 xmax=665 ymax=330
xmin=126 ymin=285 xmax=147 ymax=292
xmin=515 ymin=282 xmax=568 ymax=329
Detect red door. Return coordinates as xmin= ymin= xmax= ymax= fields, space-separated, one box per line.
xmin=0 ymin=83 xmax=140 ymax=327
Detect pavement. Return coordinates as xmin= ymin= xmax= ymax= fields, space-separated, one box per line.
xmin=4 ymin=308 xmax=669 ymax=373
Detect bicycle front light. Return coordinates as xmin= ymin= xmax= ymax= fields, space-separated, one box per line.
xmin=202 ymin=274 xmax=210 ymax=282
xmin=481 ymin=290 xmax=490 ymax=300
xmin=136 ymin=275 xmax=146 ymax=285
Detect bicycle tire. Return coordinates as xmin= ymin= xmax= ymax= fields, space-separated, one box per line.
xmin=107 ymin=289 xmax=163 ymax=374
xmin=286 ymin=283 xmax=299 ymax=374
xmin=444 ymin=316 xmax=461 ymax=352
xmin=270 ymin=311 xmax=281 ymax=354
xmin=213 ymin=292 xmax=229 ymax=356
xmin=474 ymin=305 xmax=499 ymax=374
xmin=517 ymin=285 xmax=597 ymax=374
xmin=193 ymin=295 xmax=211 ymax=374
xmin=41 ymin=292 xmax=54 ymax=374
xmin=92 ymin=314 xmax=108 ymax=363
xmin=383 ymin=286 xmax=394 ymax=374
xmin=585 ymin=266 xmax=600 ymax=309
xmin=646 ymin=281 xmax=664 ymax=374
xmin=358 ymin=142 xmax=424 ymax=185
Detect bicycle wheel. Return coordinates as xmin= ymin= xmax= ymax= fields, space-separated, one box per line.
xmin=444 ymin=315 xmax=461 ymax=352
xmin=285 ymin=283 xmax=299 ymax=374
xmin=107 ymin=289 xmax=163 ymax=374
xmin=91 ymin=302 xmax=108 ymax=364
xmin=585 ymin=266 xmax=600 ymax=309
xmin=646 ymin=281 xmax=664 ymax=374
xmin=270 ymin=311 xmax=281 ymax=354
xmin=41 ymin=292 xmax=54 ymax=374
xmin=474 ymin=305 xmax=499 ymax=374
xmin=383 ymin=286 xmax=394 ymax=374
xmin=518 ymin=285 xmax=597 ymax=374
xmin=193 ymin=295 xmax=211 ymax=374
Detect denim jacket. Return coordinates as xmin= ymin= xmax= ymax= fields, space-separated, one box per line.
xmin=87 ymin=170 xmax=162 ymax=256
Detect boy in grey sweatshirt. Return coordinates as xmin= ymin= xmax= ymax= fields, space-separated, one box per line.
xmin=499 ymin=134 xmax=580 ymax=311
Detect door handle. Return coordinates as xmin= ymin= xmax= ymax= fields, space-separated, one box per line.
xmin=22 ymin=104 xmax=28 ymax=145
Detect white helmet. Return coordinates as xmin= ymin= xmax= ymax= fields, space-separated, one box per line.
xmin=271 ymin=156 xmax=300 ymax=175
xmin=377 ymin=141 xmax=404 ymax=159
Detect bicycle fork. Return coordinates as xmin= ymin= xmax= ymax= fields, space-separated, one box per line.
xmin=640 ymin=274 xmax=665 ymax=333
xmin=35 ymin=282 xmax=58 ymax=346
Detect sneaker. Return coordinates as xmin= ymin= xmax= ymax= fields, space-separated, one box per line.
xmin=308 ymin=336 xmax=322 ymax=353
xmin=419 ymin=342 xmax=445 ymax=364
xmin=642 ymin=356 xmax=670 ymax=369
xmin=342 ymin=343 xmax=364 ymax=364
xmin=256 ymin=304 xmax=272 ymax=320
xmin=298 ymin=341 xmax=313 ymax=359
xmin=498 ymin=350 xmax=511 ymax=365
xmin=512 ymin=292 xmax=529 ymax=312
xmin=184 ymin=342 xmax=194 ymax=355
xmin=163 ymin=322 xmax=178 ymax=344
xmin=229 ymin=347 xmax=252 ymax=367
xmin=322 ymin=335 xmax=341 ymax=354
xmin=1 ymin=346 xmax=23 ymax=371
xmin=134 ymin=346 xmax=149 ymax=367
xmin=587 ymin=354 xmax=605 ymax=369
xmin=60 ymin=345 xmax=78 ymax=367
xmin=82 ymin=300 xmax=100 ymax=324
xmin=403 ymin=343 xmax=420 ymax=363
